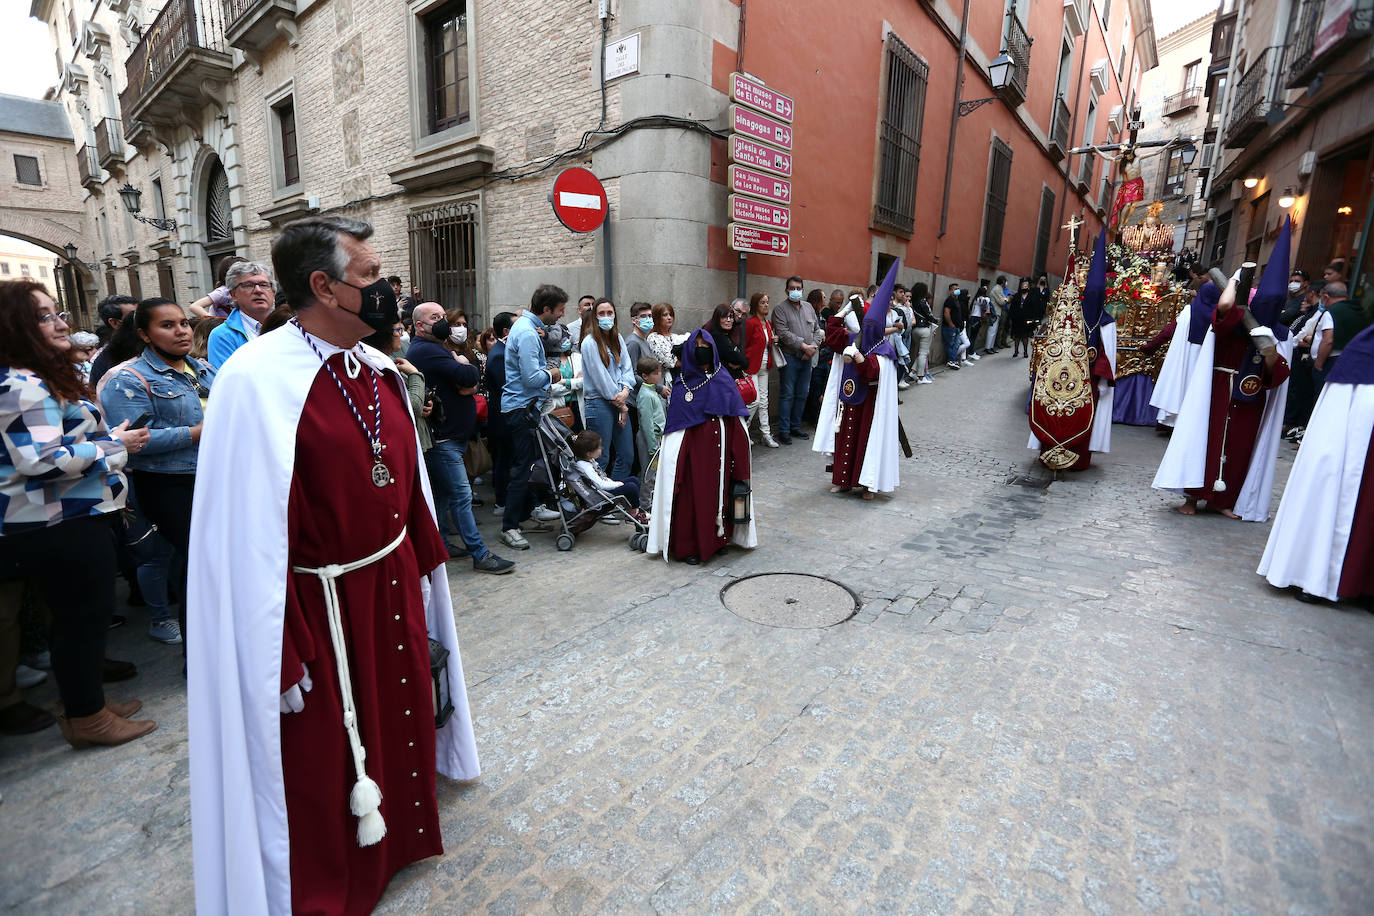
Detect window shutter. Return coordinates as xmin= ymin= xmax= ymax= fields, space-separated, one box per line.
xmin=872 ymin=34 xmax=928 ymax=236
xmin=979 ymin=139 xmax=1013 ymax=266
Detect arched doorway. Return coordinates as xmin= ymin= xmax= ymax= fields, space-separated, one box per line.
xmin=203 ymin=157 xmax=236 ymax=286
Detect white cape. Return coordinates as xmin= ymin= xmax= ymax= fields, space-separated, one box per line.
xmin=1026 ymin=323 xmax=1117 ymax=453
xmin=1150 ymin=304 xmax=1198 ymax=427
xmin=187 ymin=325 xmax=479 ymax=916
xmin=1258 ymin=383 xmax=1374 ymax=599
xmin=646 ymin=417 xmax=758 ymax=560
xmin=813 ymin=354 xmax=901 ymax=493
xmin=1151 ymin=328 xmax=1294 ymax=522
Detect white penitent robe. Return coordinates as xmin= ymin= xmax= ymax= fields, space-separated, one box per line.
xmin=1150 ymin=304 xmax=1197 ymax=427
xmin=187 ymin=324 xmax=479 ymax=915
xmin=1152 ymin=329 xmax=1294 ymax=522
xmin=1257 ymin=383 xmax=1374 ymax=599
xmin=814 ymin=354 xmax=902 ymax=493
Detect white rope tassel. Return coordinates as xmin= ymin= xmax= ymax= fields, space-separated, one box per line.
xmin=715 ymin=418 xmax=727 ymax=537
xmin=293 ymin=527 xmax=408 ymax=847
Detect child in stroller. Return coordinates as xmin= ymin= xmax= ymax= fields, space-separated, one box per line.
xmin=531 ymin=416 xmax=651 ymax=551
xmin=569 ymin=431 xmax=649 ymax=527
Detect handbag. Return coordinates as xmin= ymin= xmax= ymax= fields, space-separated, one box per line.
xmin=473 ymin=393 xmax=488 ymax=424
xmin=464 ymin=436 xmax=493 ymax=478
xmin=550 ymin=405 xmax=575 ymax=428
xmin=735 ymin=375 xmax=757 ymax=405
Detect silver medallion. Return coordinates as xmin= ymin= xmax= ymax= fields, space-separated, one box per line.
xmin=371 ymin=460 xmax=390 ymax=487
xmin=684 ymin=391 xmax=694 ymax=402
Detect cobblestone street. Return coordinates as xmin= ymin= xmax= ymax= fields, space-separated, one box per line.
xmin=3 ymin=351 xmax=1372 ymax=914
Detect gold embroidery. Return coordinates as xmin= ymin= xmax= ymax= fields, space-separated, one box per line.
xmin=1031 ymin=281 xmax=1093 ymax=419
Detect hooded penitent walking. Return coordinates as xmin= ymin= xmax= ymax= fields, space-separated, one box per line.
xmin=1153 ymin=217 xmax=1295 ymax=520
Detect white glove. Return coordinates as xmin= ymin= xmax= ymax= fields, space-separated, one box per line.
xmin=842 ymin=344 xmax=862 ymax=363
xmin=1249 ymin=325 xmax=1274 ymax=340
xmin=835 ymin=300 xmax=854 ymax=320
xmin=280 ymin=664 xmax=313 ymax=714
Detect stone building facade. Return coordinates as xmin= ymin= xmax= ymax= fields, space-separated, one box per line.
xmin=1200 ymin=0 xmax=1374 ymax=305
xmin=0 ymin=92 xmax=98 ymax=325
xmin=1135 ymin=11 xmax=1215 ymax=253
xmin=27 ymin=0 xmax=1157 ymax=334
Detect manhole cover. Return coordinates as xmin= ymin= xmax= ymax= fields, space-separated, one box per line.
xmin=720 ymin=573 xmax=859 ymax=629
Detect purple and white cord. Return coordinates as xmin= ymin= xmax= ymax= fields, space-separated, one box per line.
xmin=294 ymin=319 xmax=385 ymax=464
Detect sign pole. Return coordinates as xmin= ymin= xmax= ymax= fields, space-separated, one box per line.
xmin=737 ymin=253 xmax=747 ymax=301
xmin=602 ymin=207 xmax=613 ymax=301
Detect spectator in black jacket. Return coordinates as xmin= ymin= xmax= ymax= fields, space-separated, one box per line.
xmin=408 ymin=302 xmax=514 ymax=574
xmin=483 ymin=311 xmax=517 ymax=516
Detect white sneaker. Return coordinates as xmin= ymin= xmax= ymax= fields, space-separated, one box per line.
xmin=961 ymin=359 xmax=974 ymax=367
xmin=898 ymin=380 xmax=911 ymax=390
xmin=149 ymin=618 xmax=183 ymax=645
xmin=15 ymin=664 xmax=46 ymax=689
xmin=531 ymin=505 xmax=560 ymax=522
xmin=500 ymin=528 xmax=530 ymax=550
xmin=916 ymin=376 xmax=933 ymax=385
xmin=762 ymin=436 xmax=780 ymax=448
xmin=599 ymin=515 xmax=622 ymax=525
xmin=492 ymin=504 xmax=505 ymax=516
xmin=969 ymin=353 xmax=981 ymax=360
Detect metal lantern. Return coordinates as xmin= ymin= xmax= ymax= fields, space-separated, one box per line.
xmin=428 ymin=638 xmax=454 ymax=728
xmin=730 ymin=480 xmax=752 ymax=525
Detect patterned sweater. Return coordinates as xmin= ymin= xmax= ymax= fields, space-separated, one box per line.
xmin=0 ymin=367 xmax=129 ymax=535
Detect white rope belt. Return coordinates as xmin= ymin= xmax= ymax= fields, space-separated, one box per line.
xmin=292 ymin=526 xmax=408 ymax=847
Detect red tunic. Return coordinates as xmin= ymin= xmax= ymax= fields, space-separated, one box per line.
xmin=1184 ymin=307 xmax=1291 ymax=510
xmin=824 ymin=317 xmax=880 ymax=487
xmin=281 ymin=355 xmax=450 ymax=916
xmin=1338 ymin=430 xmax=1374 ymax=598
xmin=668 ymin=417 xmax=751 ymax=562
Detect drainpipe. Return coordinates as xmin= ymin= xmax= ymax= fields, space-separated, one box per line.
xmin=937 ymin=0 xmax=972 ymax=239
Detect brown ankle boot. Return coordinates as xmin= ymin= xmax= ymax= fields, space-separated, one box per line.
xmin=58 ymin=708 xmax=157 ymax=749
xmin=104 ymin=698 xmax=143 ymax=718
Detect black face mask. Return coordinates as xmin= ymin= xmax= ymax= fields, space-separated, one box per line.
xmin=429 ymin=317 xmax=451 ymax=341
xmin=335 ymin=277 xmax=398 ymax=332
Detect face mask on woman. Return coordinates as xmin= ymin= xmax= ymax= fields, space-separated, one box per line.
xmin=450 ymin=324 xmax=468 ymax=345
xmin=597 ymin=316 xmax=615 ymax=332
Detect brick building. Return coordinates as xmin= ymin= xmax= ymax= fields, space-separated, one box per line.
xmin=26 ymin=0 xmax=1156 ymax=336
xmin=1135 ymin=11 xmax=1215 ymax=254
xmin=1200 ymin=0 xmax=1374 ymax=306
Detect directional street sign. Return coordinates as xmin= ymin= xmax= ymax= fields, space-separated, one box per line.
xmin=729 ymin=105 xmax=793 ymax=151
xmin=729 ymin=194 xmax=791 ymax=232
xmin=729 ymin=73 xmax=795 ymax=122
xmin=728 ymin=164 xmax=791 ymax=205
xmin=729 ymin=136 xmax=793 ymax=178
xmin=729 ymin=223 xmax=790 ymax=257
xmin=549 ymin=167 xmax=608 ymax=233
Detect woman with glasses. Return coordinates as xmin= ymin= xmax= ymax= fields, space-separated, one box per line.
xmin=100 ymin=298 xmax=217 ymax=652
xmin=0 ymin=280 xmax=155 ymax=744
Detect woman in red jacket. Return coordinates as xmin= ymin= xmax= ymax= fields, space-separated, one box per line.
xmin=744 ymin=292 xmax=786 ymax=448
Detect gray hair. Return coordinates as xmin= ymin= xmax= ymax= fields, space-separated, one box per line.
xmin=271 ymin=216 xmax=374 ymax=308
xmin=69 ymin=330 xmax=99 ymax=348
xmin=224 ymin=260 xmax=273 ymax=290
xmin=1324 ymin=280 xmax=1348 ymax=299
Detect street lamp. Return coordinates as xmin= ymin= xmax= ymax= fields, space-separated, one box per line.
xmin=1278 ymin=187 xmax=1297 ymax=209
xmin=1243 ymin=176 xmax=1260 ymax=189
xmin=958 ymin=50 xmax=1015 ymax=116
xmin=1179 ymin=142 xmax=1198 ymax=167
xmin=117 ymin=183 xmax=177 ymax=232
xmin=62 ymin=242 xmax=97 ymax=270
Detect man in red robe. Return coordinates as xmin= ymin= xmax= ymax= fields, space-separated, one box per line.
xmin=189 ymin=217 xmax=479 ymax=915
xmin=1155 ymin=217 xmax=1295 ymax=522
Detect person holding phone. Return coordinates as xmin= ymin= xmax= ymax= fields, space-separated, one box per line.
xmin=0 ymin=279 xmax=154 ymax=745
xmin=101 ymin=298 xmax=217 ymax=649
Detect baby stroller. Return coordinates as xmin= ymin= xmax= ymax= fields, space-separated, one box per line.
xmin=530 ymin=412 xmax=651 ymax=553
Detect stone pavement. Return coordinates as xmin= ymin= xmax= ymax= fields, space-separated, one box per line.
xmin=3 ymin=350 xmax=1372 ymax=914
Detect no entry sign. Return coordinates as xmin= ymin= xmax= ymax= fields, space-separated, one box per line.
xmin=550 ymin=167 xmax=608 ymax=233
xmin=729 ymin=223 xmax=790 ymax=257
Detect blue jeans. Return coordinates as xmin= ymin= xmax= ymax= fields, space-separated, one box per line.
xmin=430 ymin=439 xmax=490 ymax=561
xmin=941 ymin=326 xmax=960 ymax=364
xmin=583 ymin=397 xmax=634 ymax=481
xmin=602 ymin=476 xmax=641 ymax=509
xmin=778 ymin=354 xmax=812 ymax=435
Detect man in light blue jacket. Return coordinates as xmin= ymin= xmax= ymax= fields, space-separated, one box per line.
xmin=206 ymin=261 xmax=275 ymax=367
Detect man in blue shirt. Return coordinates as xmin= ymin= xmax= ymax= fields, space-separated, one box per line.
xmin=500 ymin=284 xmax=567 ymax=549
xmin=409 ymin=303 xmax=515 ymax=574
xmin=207 ymin=261 xmax=275 ymax=366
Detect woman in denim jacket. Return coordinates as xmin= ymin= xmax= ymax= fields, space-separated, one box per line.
xmin=101 ymin=298 xmax=216 ymax=650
